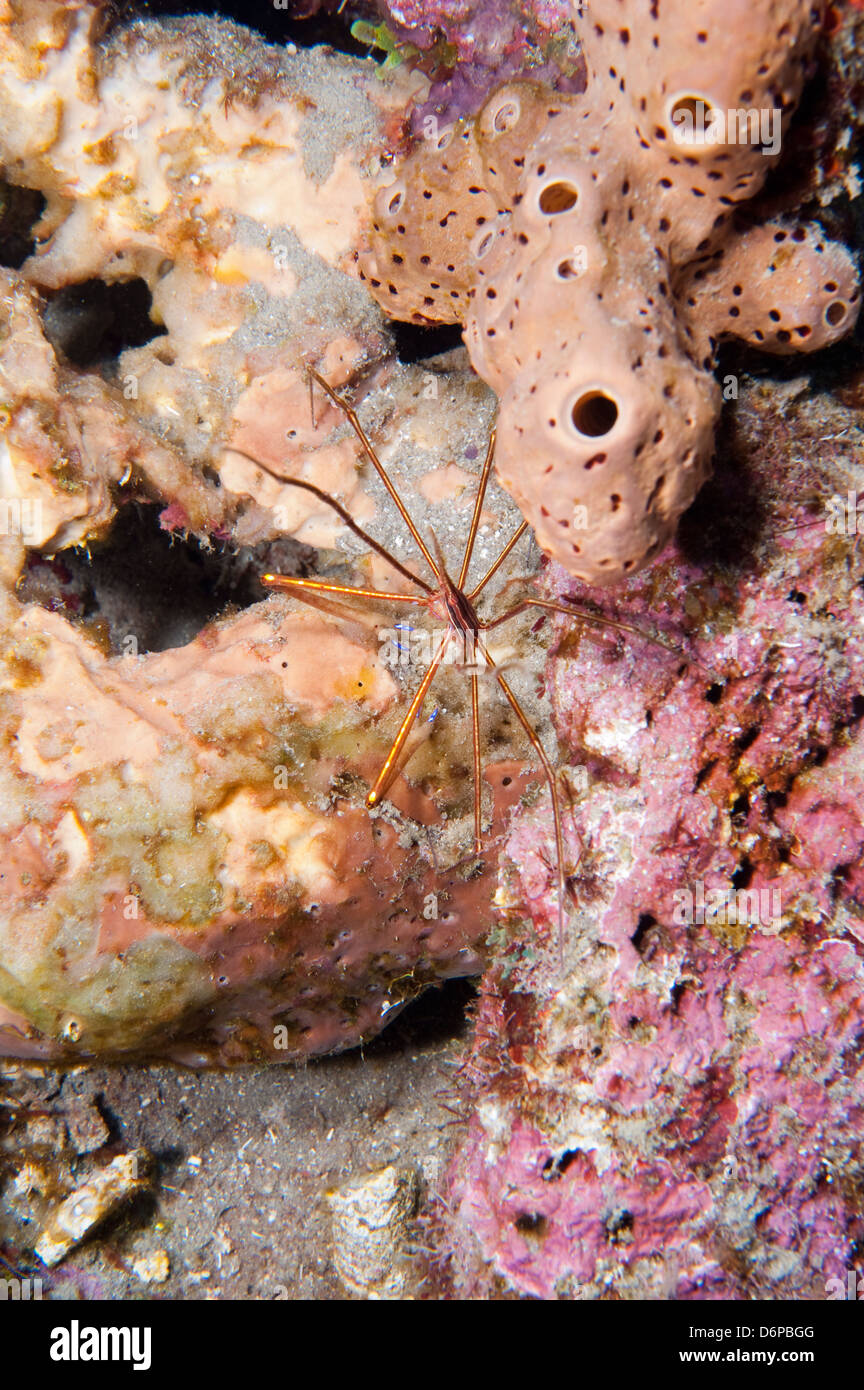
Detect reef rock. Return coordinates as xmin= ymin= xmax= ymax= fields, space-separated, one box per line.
xmin=0 ymin=0 xmax=428 ymax=553
xmin=0 ymin=587 xmax=499 ymax=1062
xmin=0 ymin=1 xmax=531 ymax=1063
xmin=434 ymin=365 xmax=864 ymax=1299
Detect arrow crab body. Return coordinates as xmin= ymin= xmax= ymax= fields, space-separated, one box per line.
xmin=236 ymin=369 xmax=664 ymax=968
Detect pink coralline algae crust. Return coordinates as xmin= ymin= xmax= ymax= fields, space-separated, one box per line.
xmin=435 ymin=390 xmax=864 ymax=1299
xmin=446 ymin=936 xmax=864 ymax=1299
xmin=158 ymin=503 xmax=191 ymax=535
xmin=452 ymin=1118 xmax=714 ymax=1298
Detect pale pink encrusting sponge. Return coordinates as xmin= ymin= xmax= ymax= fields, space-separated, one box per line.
xmin=360 ymin=0 xmax=861 ymax=584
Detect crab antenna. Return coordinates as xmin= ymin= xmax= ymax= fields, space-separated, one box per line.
xmin=224 ymin=448 xmax=433 ymax=594
xmin=458 ymin=429 xmax=497 ymax=590
xmin=307 ymin=368 xmax=440 ymax=581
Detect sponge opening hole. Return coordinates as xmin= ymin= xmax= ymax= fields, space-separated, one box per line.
xmin=571 ymin=391 xmax=619 ymax=438
xmin=556 ymin=253 xmax=586 ymax=279
xmin=491 ymin=98 xmax=521 ymax=134
xmin=539 ymin=181 xmax=579 ymax=214
xmin=669 ymin=94 xmax=718 ymax=143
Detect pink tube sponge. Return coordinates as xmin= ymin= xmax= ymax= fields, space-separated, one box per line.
xmin=681 ymin=221 xmax=860 ymax=356
xmin=360 ymin=0 xmax=861 ymax=584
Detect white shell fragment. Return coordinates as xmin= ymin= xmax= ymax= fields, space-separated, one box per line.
xmin=34 ymin=1149 xmax=152 ymax=1267
xmin=326 ymin=1164 xmax=419 ymax=1300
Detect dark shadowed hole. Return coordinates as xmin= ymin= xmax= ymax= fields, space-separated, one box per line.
xmin=731 ymin=857 xmax=754 ymax=889
xmin=0 ymin=182 xmax=45 ymax=268
xmin=631 ymin=912 xmax=657 ymax=952
xmin=41 ymin=278 xmax=167 ymax=367
xmin=735 ymin=725 xmax=759 ymax=753
xmin=514 ymin=1211 xmax=547 ymax=1236
xmin=542 ymin=1148 xmax=579 ymax=1180
xmin=606 ymin=1209 xmax=634 ymax=1240
xmin=571 ymin=390 xmax=619 ymax=437
xmin=694 ymin=757 xmax=718 ymax=790
xmin=364 ymin=976 xmax=477 ymax=1055
xmin=826 ymin=301 xmax=847 ymax=327
xmin=17 ymin=502 xmax=316 ymax=654
xmin=391 ymin=318 xmax=464 ymax=363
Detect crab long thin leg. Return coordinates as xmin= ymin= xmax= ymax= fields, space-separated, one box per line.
xmin=367 ymin=632 xmax=452 ymax=808
xmin=457 ymin=430 xmax=497 ymax=590
xmin=225 ymin=447 xmax=433 ymax=593
xmin=470 ymin=673 xmax=482 ymax=854
xmin=483 ymin=596 xmax=679 ymax=653
xmin=468 ymin=521 xmax=529 ymax=601
xmin=478 ymin=635 xmax=567 ymax=970
xmin=308 ymin=369 xmax=440 ymax=580
xmin=439 ymin=422 xmax=495 ymax=859
xmin=261 ymin=575 xmax=428 ymax=605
